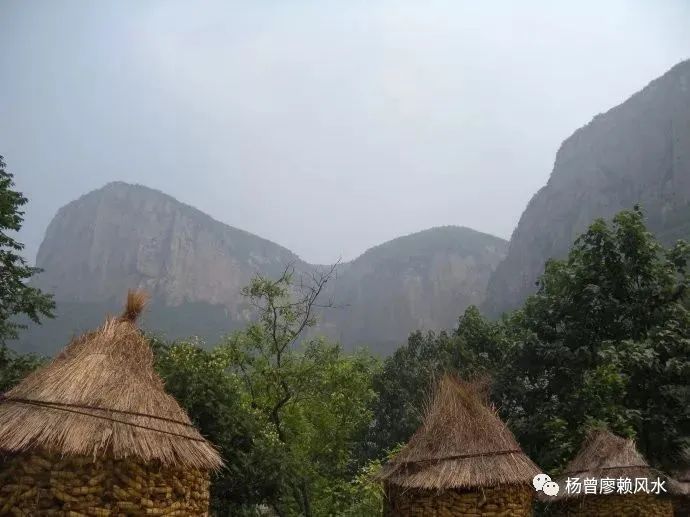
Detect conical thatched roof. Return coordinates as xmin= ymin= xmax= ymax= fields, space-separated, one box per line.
xmin=0 ymin=291 xmax=222 ymax=471
xmin=553 ymin=429 xmax=682 ymax=499
xmin=378 ymin=375 xmax=540 ymax=490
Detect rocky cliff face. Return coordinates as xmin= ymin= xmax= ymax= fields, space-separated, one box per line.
xmin=25 ymin=183 xmax=506 ymax=354
xmin=319 ymin=227 xmax=507 ymax=354
xmin=36 ymin=182 xmax=302 ymax=309
xmin=483 ymin=59 xmax=690 ymax=317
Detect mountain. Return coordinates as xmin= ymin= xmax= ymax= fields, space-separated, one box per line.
xmin=20 ymin=182 xmax=507 ymax=355
xmin=35 ymin=182 xmax=304 ymax=307
xmin=483 ymin=59 xmax=690 ymax=317
xmin=319 ymin=226 xmax=507 ymax=354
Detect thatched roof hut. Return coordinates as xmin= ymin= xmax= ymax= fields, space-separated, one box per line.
xmin=0 ymin=291 xmax=222 ymax=516
xmin=378 ymin=375 xmax=540 ymax=516
xmin=548 ymin=429 xmax=679 ymax=516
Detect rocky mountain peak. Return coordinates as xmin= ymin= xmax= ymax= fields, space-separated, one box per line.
xmin=483 ymin=59 xmax=690 ymax=317
xmin=26 ymin=184 xmax=506 ymax=354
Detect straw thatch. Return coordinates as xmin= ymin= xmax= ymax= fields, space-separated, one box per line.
xmin=551 ymin=429 xmax=681 ymax=501
xmin=545 ymin=430 xmax=680 ymax=516
xmin=378 ymin=375 xmax=540 ymax=490
xmin=0 ymin=290 xmax=222 ymax=471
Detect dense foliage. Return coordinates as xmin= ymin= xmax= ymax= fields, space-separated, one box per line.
xmin=0 ymin=156 xmax=54 ymax=348
xmin=2 ymin=194 xmax=688 ymax=514
xmin=155 ymin=269 xmax=382 ymax=516
xmin=0 ymin=156 xmax=53 ymax=392
xmin=506 ymin=207 xmax=690 ymax=470
xmin=369 ymin=207 xmax=689 ymax=474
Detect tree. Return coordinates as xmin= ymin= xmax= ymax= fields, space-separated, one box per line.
xmin=361 ymin=306 xmax=514 ymax=463
xmin=154 ymin=336 xmax=286 ymax=515
xmin=507 ymin=207 xmax=690 ymax=470
xmin=364 ymin=207 xmax=689 ymax=476
xmin=0 ymin=156 xmax=54 ymax=345
xmin=0 ymin=344 xmax=45 ymax=393
xmin=206 ymin=265 xmax=379 ymax=516
xmin=360 ymin=330 xmax=453 ymax=461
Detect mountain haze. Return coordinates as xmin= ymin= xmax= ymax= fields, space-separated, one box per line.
xmin=483 ymin=59 xmax=690 ymax=316
xmin=22 ymin=183 xmax=507 ymax=355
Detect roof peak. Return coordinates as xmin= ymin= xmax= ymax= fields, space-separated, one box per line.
xmin=379 ymin=374 xmax=540 ymax=489
xmin=0 ymin=291 xmax=222 ymax=470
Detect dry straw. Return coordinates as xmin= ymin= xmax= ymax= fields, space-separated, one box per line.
xmin=378 ymin=374 xmax=540 ymax=490
xmin=0 ymin=290 xmax=222 ymax=471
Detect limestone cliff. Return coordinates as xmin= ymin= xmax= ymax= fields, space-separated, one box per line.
xmin=36 ymin=182 xmax=301 ymax=309
xmin=319 ymin=227 xmax=506 ymax=355
xmin=24 ymin=183 xmax=506 ymax=354
xmin=483 ymin=59 xmax=690 ymax=317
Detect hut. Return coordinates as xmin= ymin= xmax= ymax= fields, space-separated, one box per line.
xmin=378 ymin=375 xmax=541 ymax=516
xmin=548 ymin=429 xmax=679 ymax=516
xmin=0 ymin=291 xmax=222 ymax=516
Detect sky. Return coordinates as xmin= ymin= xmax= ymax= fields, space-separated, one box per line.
xmin=2 ymin=1 xmax=690 ymax=264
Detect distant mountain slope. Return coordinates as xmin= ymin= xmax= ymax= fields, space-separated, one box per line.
xmin=36 ymin=182 xmax=303 ymax=306
xmin=20 ymin=183 xmax=506 ymax=355
xmin=483 ymin=59 xmax=690 ymax=317
xmin=320 ymin=227 xmax=507 ymax=354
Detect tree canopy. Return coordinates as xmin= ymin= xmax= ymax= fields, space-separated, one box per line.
xmin=365 ymin=207 xmax=690 ymax=474
xmin=0 ymin=156 xmax=54 ymax=346
xmin=0 ymin=156 xmax=53 ymax=392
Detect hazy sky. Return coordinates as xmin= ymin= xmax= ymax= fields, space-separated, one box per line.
xmin=2 ymin=1 xmax=690 ymax=264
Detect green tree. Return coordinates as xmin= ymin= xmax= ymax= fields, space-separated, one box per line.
xmin=508 ymin=207 xmax=690 ymax=470
xmin=0 ymin=345 xmax=45 ymax=393
xmin=361 ymin=306 xmax=514 ymax=463
xmin=222 ymin=265 xmax=379 ymax=516
xmin=0 ymin=156 xmax=54 ymax=345
xmin=360 ymin=330 xmax=453 ymax=461
xmin=154 ymin=337 xmax=285 ymax=515
xmin=0 ymin=156 xmax=53 ymax=394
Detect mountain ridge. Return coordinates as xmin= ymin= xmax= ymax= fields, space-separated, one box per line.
xmin=23 ymin=182 xmax=507 ymax=355
xmin=483 ymin=58 xmax=690 ymax=316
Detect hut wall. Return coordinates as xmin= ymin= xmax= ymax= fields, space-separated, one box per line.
xmin=0 ymin=452 xmax=210 ymax=516
xmin=553 ymin=494 xmax=673 ymax=517
xmin=384 ymin=484 xmax=533 ymax=516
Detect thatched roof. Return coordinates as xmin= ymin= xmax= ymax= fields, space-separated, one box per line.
xmin=551 ymin=429 xmax=682 ymax=500
xmin=0 ymin=291 xmax=222 ymax=471
xmin=378 ymin=375 xmax=540 ymax=490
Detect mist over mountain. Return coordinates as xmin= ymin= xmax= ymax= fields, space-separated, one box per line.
xmin=21 ymin=183 xmax=506 ymax=355
xmin=483 ymin=59 xmax=690 ymax=317
xmin=17 ymin=59 xmax=690 ymax=355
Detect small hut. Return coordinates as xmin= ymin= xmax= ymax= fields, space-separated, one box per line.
xmin=378 ymin=375 xmax=540 ymax=516
xmin=548 ymin=429 xmax=678 ymax=516
xmin=0 ymin=291 xmax=222 ymax=516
